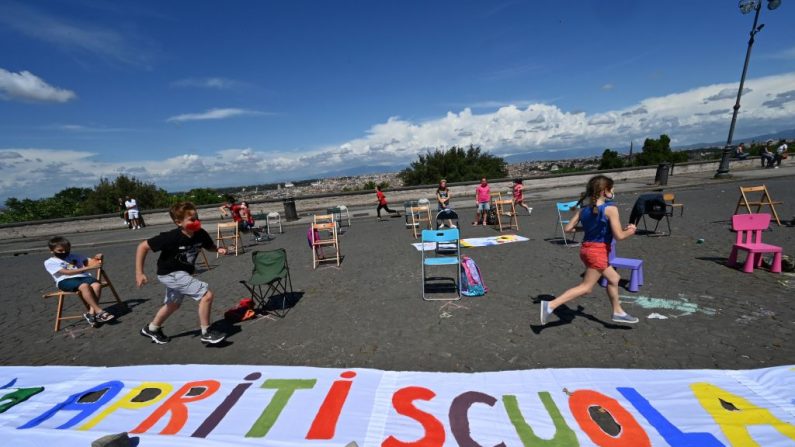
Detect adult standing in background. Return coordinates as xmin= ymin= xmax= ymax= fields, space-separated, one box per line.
xmin=125 ymin=196 xmax=142 ymax=230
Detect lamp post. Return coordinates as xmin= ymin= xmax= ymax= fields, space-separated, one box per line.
xmin=715 ymin=0 xmax=782 ymax=178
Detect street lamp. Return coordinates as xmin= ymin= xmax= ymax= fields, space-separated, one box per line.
xmin=715 ymin=0 xmax=782 ymax=178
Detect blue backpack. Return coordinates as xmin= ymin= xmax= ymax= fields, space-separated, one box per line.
xmin=460 ymin=256 xmax=487 ymax=297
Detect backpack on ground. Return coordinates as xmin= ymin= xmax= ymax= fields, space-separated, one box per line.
xmin=460 ymin=255 xmax=487 ymax=297
xmin=486 ymin=207 xmax=498 ymax=226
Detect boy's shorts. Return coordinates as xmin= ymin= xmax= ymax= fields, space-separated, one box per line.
xmin=157 ymin=271 xmax=209 ymax=304
xmin=128 ymin=209 xmax=139 ymax=219
xmin=477 ymin=202 xmax=490 ymax=212
xmin=58 ymin=276 xmax=98 ymax=292
xmin=579 ymin=242 xmax=610 ymax=270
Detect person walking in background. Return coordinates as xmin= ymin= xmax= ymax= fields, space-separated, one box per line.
xmin=375 ymin=185 xmax=400 ymax=221
xmin=125 ymin=196 xmax=142 ymax=230
xmin=540 ymin=175 xmax=639 ymax=325
xmin=512 ymin=178 xmax=533 ymax=215
xmin=473 ymin=177 xmax=490 ymax=226
xmin=436 ymin=179 xmax=455 ymax=228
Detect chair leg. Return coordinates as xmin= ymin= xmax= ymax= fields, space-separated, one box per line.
xmin=55 ymin=293 xmax=65 ymax=332
xmin=599 ymin=276 xmax=608 ymax=288
xmin=727 ymin=247 xmax=738 ymax=267
xmin=628 ymin=269 xmax=640 ymax=292
xmin=754 ymin=252 xmax=764 ymax=268
xmin=771 ymin=252 xmax=782 ymax=273
xmin=742 ymin=252 xmax=755 ymax=273
xmin=638 ymin=264 xmax=644 ymax=286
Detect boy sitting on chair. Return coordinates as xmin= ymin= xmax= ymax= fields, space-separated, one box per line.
xmin=136 ymin=202 xmax=227 ymax=345
xmin=44 ymin=236 xmax=115 ymax=327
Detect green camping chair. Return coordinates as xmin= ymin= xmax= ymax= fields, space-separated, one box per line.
xmin=240 ymin=249 xmax=293 ymax=317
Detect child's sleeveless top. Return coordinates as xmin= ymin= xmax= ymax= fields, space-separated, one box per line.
xmin=580 ymin=203 xmax=613 ymax=244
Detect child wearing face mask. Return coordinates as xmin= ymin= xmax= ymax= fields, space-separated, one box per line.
xmin=44 ymin=236 xmax=114 ymax=327
xmin=539 ymin=175 xmax=639 ymax=326
xmin=135 ymin=201 xmax=228 ymax=345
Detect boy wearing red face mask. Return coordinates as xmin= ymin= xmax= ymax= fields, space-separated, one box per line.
xmin=135 ymin=202 xmax=227 ymax=345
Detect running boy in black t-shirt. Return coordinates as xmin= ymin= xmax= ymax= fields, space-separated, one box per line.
xmin=135 ymin=202 xmax=227 ymax=344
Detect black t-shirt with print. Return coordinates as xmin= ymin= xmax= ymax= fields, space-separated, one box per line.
xmin=147 ymin=227 xmax=215 ymax=275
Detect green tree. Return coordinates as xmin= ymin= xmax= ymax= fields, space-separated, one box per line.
xmin=598 ymin=149 xmax=624 ymax=170
xmin=171 ymin=188 xmax=223 ymax=205
xmin=398 ymin=145 xmax=507 ymax=186
xmin=81 ymin=175 xmax=171 ymax=215
xmin=633 ymin=135 xmax=688 ymax=166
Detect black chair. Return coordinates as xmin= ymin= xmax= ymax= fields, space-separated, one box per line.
xmin=630 ymin=194 xmax=671 ymax=236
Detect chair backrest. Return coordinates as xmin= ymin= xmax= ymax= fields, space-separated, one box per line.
xmin=250 ymin=249 xmax=288 ymax=284
xmin=740 ymin=185 xmax=766 ymax=194
xmin=422 ymin=228 xmax=459 ymax=243
xmin=217 ymin=222 xmax=239 ymax=233
xmin=314 ymin=214 xmax=334 ymax=224
xmin=663 ymin=193 xmax=675 ymax=203
xmin=556 ymin=201 xmax=579 ymax=212
xmin=732 ymin=213 xmax=771 ymax=245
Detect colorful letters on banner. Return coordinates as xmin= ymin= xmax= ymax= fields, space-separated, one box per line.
xmin=1 ymin=365 xmax=794 ymax=446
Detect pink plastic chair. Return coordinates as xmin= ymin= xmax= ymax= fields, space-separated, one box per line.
xmin=728 ymin=214 xmax=782 ymax=273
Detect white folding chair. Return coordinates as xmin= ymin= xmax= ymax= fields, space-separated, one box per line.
xmin=266 ymin=212 xmax=283 ymax=234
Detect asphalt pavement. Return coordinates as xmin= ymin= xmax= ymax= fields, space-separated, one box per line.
xmin=1 ymin=164 xmax=793 ymax=371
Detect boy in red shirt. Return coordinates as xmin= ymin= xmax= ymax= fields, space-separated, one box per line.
xmin=375 ymin=185 xmax=400 ymax=221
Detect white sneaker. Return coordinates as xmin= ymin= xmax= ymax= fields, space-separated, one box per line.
xmin=450 ymin=224 xmax=457 ymax=229
xmin=528 ymin=207 xmax=533 ymax=215
xmin=540 ymin=301 xmax=553 ymax=325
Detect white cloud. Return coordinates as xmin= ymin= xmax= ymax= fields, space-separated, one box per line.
xmin=601 ymin=83 xmax=614 ymax=91
xmin=166 ymin=108 xmax=265 ymax=123
xmin=762 ymin=46 xmax=795 ymax=60
xmin=0 ymin=69 xmax=76 ymax=103
xmin=3 ymin=72 xmax=795 ymax=201
xmin=171 ymin=77 xmax=242 ymax=89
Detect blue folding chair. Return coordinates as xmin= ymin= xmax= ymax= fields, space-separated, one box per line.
xmin=555 ymin=201 xmax=580 ymax=246
xmin=421 ymin=229 xmax=461 ymax=301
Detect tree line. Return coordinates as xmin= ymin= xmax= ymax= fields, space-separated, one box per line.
xmin=0 ymin=175 xmax=223 ymax=224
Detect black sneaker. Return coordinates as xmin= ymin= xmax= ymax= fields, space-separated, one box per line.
xmin=83 ymin=312 xmax=97 ymax=327
xmin=200 ymin=330 xmax=226 ymax=344
xmin=140 ymin=326 xmax=170 ymax=344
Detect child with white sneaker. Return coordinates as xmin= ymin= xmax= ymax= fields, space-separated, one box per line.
xmin=44 ymin=236 xmax=115 ymax=327
xmin=540 ymin=175 xmax=638 ymax=325
xmin=135 ymin=202 xmax=227 ymax=344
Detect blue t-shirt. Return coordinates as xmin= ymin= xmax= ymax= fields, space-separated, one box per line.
xmin=580 ymin=203 xmax=613 ymax=244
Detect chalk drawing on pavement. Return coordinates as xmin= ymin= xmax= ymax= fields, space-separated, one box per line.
xmin=619 ymin=293 xmax=717 ymax=318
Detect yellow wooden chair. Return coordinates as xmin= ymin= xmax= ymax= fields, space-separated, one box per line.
xmin=494 ymin=198 xmax=519 ymax=231
xmin=42 ymin=264 xmax=123 ymax=332
xmin=311 ymin=221 xmax=341 ymax=268
xmin=216 ymin=222 xmax=243 ymax=257
xmin=734 ymin=185 xmax=782 ymax=225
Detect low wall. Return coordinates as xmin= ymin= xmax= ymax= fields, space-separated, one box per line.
xmin=0 ymin=158 xmax=753 ymax=241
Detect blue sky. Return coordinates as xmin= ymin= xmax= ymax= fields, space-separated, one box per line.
xmin=1 ymin=0 xmax=794 ymax=201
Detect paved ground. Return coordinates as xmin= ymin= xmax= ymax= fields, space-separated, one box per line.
xmin=1 ymin=165 xmax=794 ymax=372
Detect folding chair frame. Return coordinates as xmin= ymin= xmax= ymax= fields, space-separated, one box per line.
xmin=494 ymin=199 xmax=519 ymax=231
xmin=240 ymin=250 xmax=293 ymax=317
xmin=421 ymin=229 xmax=461 ymax=301
xmin=734 ymin=185 xmax=783 ymax=226
xmin=663 ymin=193 xmax=684 ymax=217
xmin=216 ymin=222 xmax=243 ymax=257
xmin=42 ymin=267 xmax=124 ymax=332
xmin=312 ymin=221 xmax=341 ymax=268
xmin=555 ymin=201 xmax=580 ymax=246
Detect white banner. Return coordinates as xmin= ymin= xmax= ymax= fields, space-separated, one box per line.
xmin=1 ymin=365 xmax=794 ymax=446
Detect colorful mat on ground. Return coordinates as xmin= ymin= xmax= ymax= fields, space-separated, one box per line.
xmin=1 ymin=365 xmax=794 ymax=446
xmin=412 ymin=234 xmax=529 ymax=251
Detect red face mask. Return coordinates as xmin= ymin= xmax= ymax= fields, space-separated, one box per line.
xmin=184 ymin=219 xmax=202 ymax=232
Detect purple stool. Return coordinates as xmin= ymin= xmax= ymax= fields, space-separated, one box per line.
xmin=599 ymin=239 xmax=644 ymax=292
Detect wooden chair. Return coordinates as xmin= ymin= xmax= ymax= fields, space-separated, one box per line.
xmin=728 ymin=213 xmax=783 ymax=273
xmin=42 ymin=265 xmax=123 ymax=332
xmin=494 ymin=199 xmax=519 ymax=231
xmin=416 ymin=199 xmax=433 ymax=228
xmin=663 ymin=193 xmax=684 ymax=216
xmin=311 ymin=221 xmax=340 ymax=268
xmin=408 ymin=206 xmax=431 ymax=238
xmin=216 ymin=222 xmax=243 ymax=257
xmin=734 ymin=185 xmax=783 ymax=226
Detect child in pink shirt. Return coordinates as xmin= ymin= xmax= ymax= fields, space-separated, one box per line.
xmin=473 ymin=177 xmax=491 ymax=226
